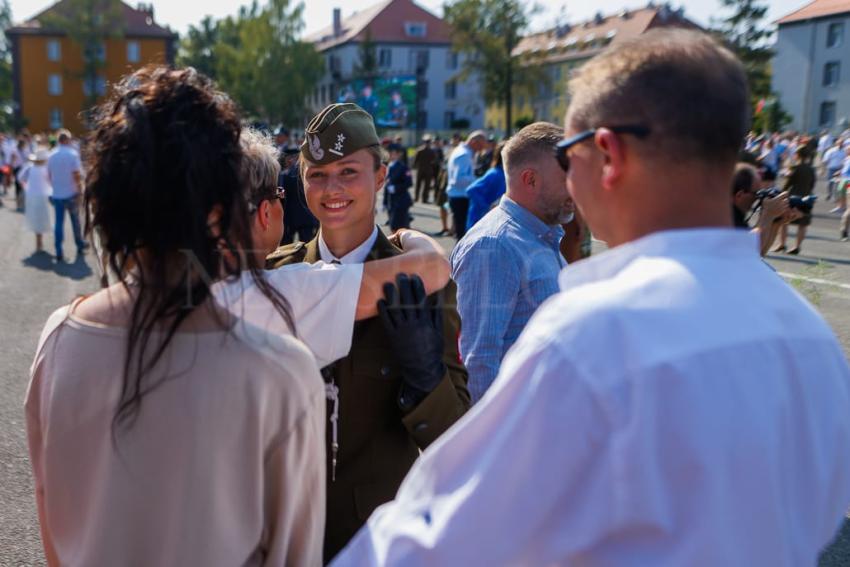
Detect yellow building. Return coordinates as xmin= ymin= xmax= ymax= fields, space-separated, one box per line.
xmin=486 ymin=4 xmax=699 ymax=133
xmin=6 ymin=1 xmax=176 ymax=134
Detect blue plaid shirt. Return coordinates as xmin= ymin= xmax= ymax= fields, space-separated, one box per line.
xmin=450 ymin=196 xmax=566 ymax=401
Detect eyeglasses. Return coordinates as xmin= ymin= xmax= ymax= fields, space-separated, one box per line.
xmin=248 ymin=186 xmax=285 ymax=213
xmin=554 ymin=126 xmax=651 ymax=172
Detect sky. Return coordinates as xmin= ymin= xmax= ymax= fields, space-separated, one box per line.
xmin=9 ymin=0 xmax=809 ymax=37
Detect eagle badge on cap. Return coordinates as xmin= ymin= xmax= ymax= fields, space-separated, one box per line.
xmin=308 ymin=134 xmax=325 ymax=161
xmin=330 ymin=133 xmax=345 ymax=157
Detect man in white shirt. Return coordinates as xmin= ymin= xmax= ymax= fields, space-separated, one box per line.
xmin=332 ymin=29 xmax=850 ymax=566
xmin=825 ymin=142 xmax=847 ymax=200
xmin=445 ymin=131 xmax=486 ymax=240
xmin=46 ymin=129 xmax=86 ymax=262
xmin=819 ymin=130 xmax=835 ymax=159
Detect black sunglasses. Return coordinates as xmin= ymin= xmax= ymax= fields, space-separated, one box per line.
xmin=248 ymin=186 xmax=285 ymax=213
xmin=554 ymin=126 xmax=651 ymax=172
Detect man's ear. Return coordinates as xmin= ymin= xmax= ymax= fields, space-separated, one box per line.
xmin=520 ymin=168 xmax=537 ymax=190
xmin=595 ymin=129 xmax=626 ymax=191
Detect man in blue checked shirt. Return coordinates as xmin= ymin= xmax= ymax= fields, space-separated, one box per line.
xmin=451 ymin=122 xmax=574 ymax=402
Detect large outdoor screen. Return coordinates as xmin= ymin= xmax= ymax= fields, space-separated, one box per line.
xmin=336 ymin=76 xmax=418 ymax=129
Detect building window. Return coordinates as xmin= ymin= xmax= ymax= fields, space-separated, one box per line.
xmin=821 ymin=101 xmax=837 ymax=126
xmin=127 ymin=41 xmax=140 ymax=63
xmin=48 ymin=74 xmax=62 ymax=96
xmin=49 ymin=108 xmax=63 ymax=129
xmin=412 ymin=49 xmax=429 ymax=72
xmin=827 ymin=22 xmax=844 ymax=48
xmin=379 ymin=48 xmax=392 ymax=68
xmin=47 ymin=40 xmax=61 ymax=62
xmin=446 ymin=51 xmax=458 ymax=70
xmin=404 ymin=22 xmax=427 ymax=38
xmin=445 ymin=80 xmax=457 ymax=100
xmin=444 ymin=110 xmax=456 ymax=128
xmin=83 ymin=76 xmax=107 ymax=97
xmin=824 ymin=61 xmax=841 ymax=86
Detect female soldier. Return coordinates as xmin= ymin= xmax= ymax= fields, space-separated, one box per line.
xmin=267 ymin=103 xmax=470 ymax=563
xmin=213 ymin=127 xmax=451 ymax=369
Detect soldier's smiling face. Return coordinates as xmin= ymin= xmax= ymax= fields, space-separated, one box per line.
xmin=302 ymin=148 xmax=387 ymax=233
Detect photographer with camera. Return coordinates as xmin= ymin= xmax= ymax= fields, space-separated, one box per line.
xmin=732 ymin=163 xmax=795 ymax=256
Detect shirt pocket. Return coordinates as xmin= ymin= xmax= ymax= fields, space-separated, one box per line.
xmin=347 ymin=347 xmax=403 ymax=420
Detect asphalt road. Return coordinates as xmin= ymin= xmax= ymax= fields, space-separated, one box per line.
xmin=1 ymin=185 xmax=850 ymax=564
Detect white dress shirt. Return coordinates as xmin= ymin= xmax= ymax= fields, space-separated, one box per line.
xmin=333 ymin=228 xmax=850 ymax=566
xmin=318 ymin=226 xmax=379 ymax=264
xmin=46 ymin=145 xmax=82 ymax=199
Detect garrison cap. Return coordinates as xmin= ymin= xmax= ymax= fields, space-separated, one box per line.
xmin=301 ymin=103 xmax=380 ymax=165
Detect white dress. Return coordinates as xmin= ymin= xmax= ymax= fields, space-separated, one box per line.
xmin=20 ymin=164 xmax=52 ymax=234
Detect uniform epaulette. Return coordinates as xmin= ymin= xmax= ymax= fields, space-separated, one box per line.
xmin=265 ymin=242 xmax=306 ymax=269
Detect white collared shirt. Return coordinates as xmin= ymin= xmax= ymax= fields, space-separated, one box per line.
xmin=318 ymin=226 xmax=379 ymax=264
xmin=333 ymin=228 xmax=850 ymax=566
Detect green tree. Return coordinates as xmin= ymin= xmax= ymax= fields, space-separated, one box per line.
xmin=214 ymin=0 xmax=323 ymax=126
xmin=0 ymin=0 xmax=16 ymax=130
xmin=713 ymin=0 xmax=790 ymax=132
xmin=444 ymin=0 xmax=547 ymax=136
xmin=177 ymin=15 xmax=221 ymax=78
xmin=352 ymin=28 xmax=378 ymax=82
xmin=42 ymin=0 xmax=124 ymax=115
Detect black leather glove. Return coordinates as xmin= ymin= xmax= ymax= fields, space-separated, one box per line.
xmin=377 ymin=274 xmax=446 ymax=410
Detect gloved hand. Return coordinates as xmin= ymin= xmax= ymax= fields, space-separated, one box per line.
xmin=377 ymin=274 xmax=446 ymax=410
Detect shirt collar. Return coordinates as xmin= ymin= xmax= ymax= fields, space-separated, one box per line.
xmin=558 ymin=228 xmax=760 ymax=292
xmin=318 ymin=225 xmax=379 ymax=264
xmin=499 ymin=196 xmax=565 ymax=242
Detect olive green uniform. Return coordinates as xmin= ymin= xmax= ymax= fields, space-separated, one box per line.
xmin=266 ymin=230 xmax=470 ymax=562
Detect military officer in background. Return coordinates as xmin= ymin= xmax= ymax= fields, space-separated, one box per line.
xmin=412 ymin=134 xmax=438 ymax=203
xmin=279 ymin=146 xmax=319 ymax=244
xmin=266 ymin=103 xmax=470 ymax=563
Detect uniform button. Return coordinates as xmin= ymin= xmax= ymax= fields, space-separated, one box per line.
xmin=414 ymin=422 xmax=429 ymax=433
xmin=380 ymin=366 xmax=390 ymax=376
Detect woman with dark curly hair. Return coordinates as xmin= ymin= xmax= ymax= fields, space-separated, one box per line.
xmin=25 ymin=66 xmax=327 ymax=565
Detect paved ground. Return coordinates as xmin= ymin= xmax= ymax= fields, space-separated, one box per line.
xmin=1 ymin=184 xmax=850 ymax=564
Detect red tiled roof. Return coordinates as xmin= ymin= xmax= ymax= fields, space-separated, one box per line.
xmin=776 ymin=0 xmax=850 ymax=24
xmin=308 ymin=0 xmax=451 ymax=51
xmin=7 ymin=0 xmax=175 ymax=38
xmin=514 ymin=6 xmax=698 ymax=64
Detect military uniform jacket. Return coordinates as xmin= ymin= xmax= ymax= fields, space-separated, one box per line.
xmin=413 ymin=145 xmax=438 ymax=178
xmin=266 ymin=229 xmax=470 ymax=563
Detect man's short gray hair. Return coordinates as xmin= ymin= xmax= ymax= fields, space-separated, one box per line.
xmin=566 ymin=29 xmax=749 ymax=165
xmin=240 ymin=128 xmax=281 ymax=203
xmin=501 ymin=122 xmax=563 ymax=176
xmin=467 ymin=130 xmax=487 ymax=143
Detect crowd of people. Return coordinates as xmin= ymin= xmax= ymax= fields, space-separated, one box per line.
xmin=16 ymin=28 xmax=850 ymax=566
xmin=742 ymin=128 xmax=850 ymax=251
